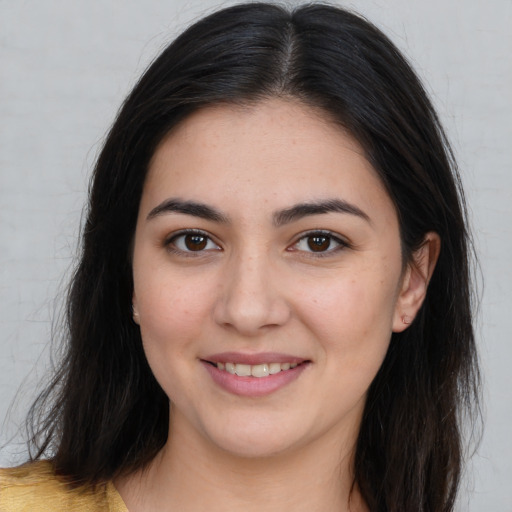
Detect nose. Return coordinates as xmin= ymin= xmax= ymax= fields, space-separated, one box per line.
xmin=213 ymin=252 xmax=291 ymax=336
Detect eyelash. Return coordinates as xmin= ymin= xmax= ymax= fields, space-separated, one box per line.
xmin=289 ymin=230 xmax=350 ymax=257
xmin=164 ymin=229 xmax=349 ymax=257
xmin=165 ymin=229 xmax=221 ymax=256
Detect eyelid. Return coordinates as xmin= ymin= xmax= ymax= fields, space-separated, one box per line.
xmin=163 ymin=228 xmax=349 ymax=257
xmin=288 ymin=230 xmax=350 ymax=256
xmin=165 ymin=229 xmax=222 ymax=254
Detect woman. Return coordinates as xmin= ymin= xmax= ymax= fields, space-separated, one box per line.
xmin=0 ymin=3 xmax=480 ymax=511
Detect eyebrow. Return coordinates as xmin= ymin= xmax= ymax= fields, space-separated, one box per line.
xmin=147 ymin=198 xmax=229 ymax=223
xmin=272 ymin=199 xmax=370 ymax=227
xmin=146 ymin=197 xmax=370 ymax=226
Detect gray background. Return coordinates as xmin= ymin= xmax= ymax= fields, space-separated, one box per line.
xmin=1 ymin=1 xmax=510 ymax=510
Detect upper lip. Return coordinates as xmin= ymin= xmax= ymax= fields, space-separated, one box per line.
xmin=203 ymin=352 xmax=308 ymax=365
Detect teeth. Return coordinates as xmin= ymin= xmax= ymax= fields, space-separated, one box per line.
xmin=216 ymin=361 xmax=300 ymax=377
xmin=269 ymin=363 xmax=281 ymax=374
xmin=235 ymin=364 xmax=251 ymax=377
xmin=251 ymin=363 xmax=269 ymax=378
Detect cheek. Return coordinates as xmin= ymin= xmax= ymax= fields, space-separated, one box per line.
xmin=294 ymin=264 xmax=399 ymax=358
xmin=136 ymin=279 xmax=215 ymax=400
xmin=300 ymin=272 xmax=397 ymax=327
xmin=135 ymin=267 xmax=217 ymax=356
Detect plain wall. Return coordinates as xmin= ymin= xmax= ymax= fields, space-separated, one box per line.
xmin=1 ymin=1 xmax=511 ymax=509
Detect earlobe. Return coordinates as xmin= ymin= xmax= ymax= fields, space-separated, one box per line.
xmin=392 ymin=232 xmax=440 ymax=332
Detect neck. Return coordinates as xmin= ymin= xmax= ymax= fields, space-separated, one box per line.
xmin=116 ymin=412 xmax=368 ymax=512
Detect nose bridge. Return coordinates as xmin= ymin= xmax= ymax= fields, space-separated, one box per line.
xmin=214 ymin=245 xmax=289 ymax=334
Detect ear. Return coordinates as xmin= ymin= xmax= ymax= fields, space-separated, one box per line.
xmin=132 ymin=294 xmax=140 ymax=325
xmin=392 ymin=232 xmax=440 ymax=332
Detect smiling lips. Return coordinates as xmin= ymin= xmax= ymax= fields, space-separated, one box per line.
xmin=216 ymin=361 xmax=298 ymax=378
xmin=202 ymin=354 xmax=309 ymax=396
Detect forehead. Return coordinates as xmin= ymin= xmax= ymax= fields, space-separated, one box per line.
xmin=141 ymin=98 xmax=396 ymax=225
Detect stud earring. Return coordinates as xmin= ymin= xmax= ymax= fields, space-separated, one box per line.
xmin=402 ymin=315 xmax=411 ymax=325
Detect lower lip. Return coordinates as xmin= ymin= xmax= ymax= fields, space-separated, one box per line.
xmin=201 ymin=361 xmax=309 ymax=397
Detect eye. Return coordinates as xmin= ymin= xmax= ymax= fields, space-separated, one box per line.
xmin=291 ymin=231 xmax=347 ymax=255
xmin=167 ymin=230 xmax=221 ymax=254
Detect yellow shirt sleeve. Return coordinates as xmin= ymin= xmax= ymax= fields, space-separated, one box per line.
xmin=0 ymin=460 xmax=128 ymax=512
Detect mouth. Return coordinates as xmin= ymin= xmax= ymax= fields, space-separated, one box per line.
xmin=204 ymin=360 xmax=304 ymax=378
xmin=201 ymin=353 xmax=310 ymax=396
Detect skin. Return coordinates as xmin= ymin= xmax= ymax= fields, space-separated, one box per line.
xmin=118 ymin=98 xmax=439 ymax=512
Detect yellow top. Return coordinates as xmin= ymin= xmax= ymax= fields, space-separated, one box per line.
xmin=0 ymin=461 xmax=128 ymax=512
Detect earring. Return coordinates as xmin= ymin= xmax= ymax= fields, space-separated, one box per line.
xmin=132 ymin=304 xmax=139 ymax=321
xmin=402 ymin=315 xmax=411 ymax=325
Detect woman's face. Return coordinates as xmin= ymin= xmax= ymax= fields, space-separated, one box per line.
xmin=132 ymin=99 xmax=413 ymax=458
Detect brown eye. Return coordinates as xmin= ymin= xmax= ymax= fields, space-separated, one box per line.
xmin=291 ymin=231 xmax=347 ymax=256
xmin=169 ymin=231 xmax=220 ymax=253
xmin=307 ymin=235 xmax=331 ymax=252
xmin=184 ymin=234 xmax=208 ymax=251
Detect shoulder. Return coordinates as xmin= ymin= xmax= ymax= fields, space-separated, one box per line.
xmin=0 ymin=460 xmax=127 ymax=512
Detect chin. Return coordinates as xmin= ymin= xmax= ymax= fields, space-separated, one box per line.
xmin=200 ymin=415 xmax=305 ymax=460
xmin=215 ymin=436 xmax=296 ymax=460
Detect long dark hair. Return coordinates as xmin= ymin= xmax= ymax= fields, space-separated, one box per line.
xmin=27 ymin=3 xmax=480 ymax=510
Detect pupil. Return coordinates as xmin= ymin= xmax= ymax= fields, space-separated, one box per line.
xmin=185 ymin=234 xmax=207 ymax=251
xmin=308 ymin=236 xmax=330 ymax=252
